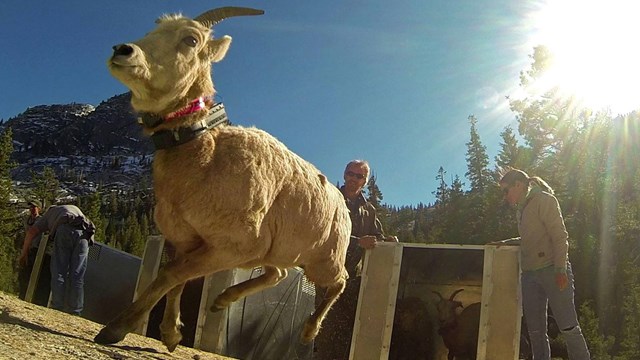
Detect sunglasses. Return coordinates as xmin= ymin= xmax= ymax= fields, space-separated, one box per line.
xmin=345 ymin=171 xmax=366 ymax=180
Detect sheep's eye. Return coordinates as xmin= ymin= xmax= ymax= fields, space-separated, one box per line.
xmin=183 ymin=36 xmax=198 ymax=47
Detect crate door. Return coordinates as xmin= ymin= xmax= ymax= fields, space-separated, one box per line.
xmin=350 ymin=243 xmax=403 ymax=360
xmin=477 ymin=245 xmax=522 ymax=360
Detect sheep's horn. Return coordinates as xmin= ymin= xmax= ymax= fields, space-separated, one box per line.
xmin=449 ymin=289 xmax=464 ymax=301
xmin=195 ymin=7 xmax=264 ymax=27
xmin=431 ymin=291 xmax=444 ymax=301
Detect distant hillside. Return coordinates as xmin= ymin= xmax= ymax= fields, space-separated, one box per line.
xmin=2 ymin=93 xmax=154 ymax=200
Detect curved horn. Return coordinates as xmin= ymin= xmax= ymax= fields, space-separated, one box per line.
xmin=195 ymin=7 xmax=264 ymax=27
xmin=431 ymin=291 xmax=444 ymax=301
xmin=449 ymin=289 xmax=464 ymax=301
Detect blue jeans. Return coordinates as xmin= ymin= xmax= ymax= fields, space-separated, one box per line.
xmin=522 ymin=263 xmax=590 ymax=360
xmin=50 ymin=224 xmax=89 ymax=315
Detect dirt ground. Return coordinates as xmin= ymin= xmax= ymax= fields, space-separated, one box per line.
xmin=0 ymin=292 xmax=235 ymax=360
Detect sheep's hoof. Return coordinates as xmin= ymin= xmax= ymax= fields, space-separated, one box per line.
xmin=162 ymin=331 xmax=182 ymax=353
xmin=94 ymin=325 xmax=126 ymax=345
xmin=161 ymin=327 xmax=182 ymax=352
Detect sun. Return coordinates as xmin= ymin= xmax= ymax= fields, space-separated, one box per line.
xmin=527 ymin=0 xmax=640 ymax=115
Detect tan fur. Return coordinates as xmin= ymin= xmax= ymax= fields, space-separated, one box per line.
xmin=95 ymin=8 xmax=350 ymax=351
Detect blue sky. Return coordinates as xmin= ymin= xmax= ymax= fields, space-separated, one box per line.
xmin=1 ymin=1 xmax=550 ymax=206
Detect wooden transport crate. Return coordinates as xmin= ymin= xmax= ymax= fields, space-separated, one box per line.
xmin=350 ymin=242 xmax=522 ymax=360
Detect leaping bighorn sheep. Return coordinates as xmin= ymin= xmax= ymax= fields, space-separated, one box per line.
xmin=94 ymin=7 xmax=350 ymax=352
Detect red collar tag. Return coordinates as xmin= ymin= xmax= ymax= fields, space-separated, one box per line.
xmin=164 ymin=97 xmax=207 ymax=121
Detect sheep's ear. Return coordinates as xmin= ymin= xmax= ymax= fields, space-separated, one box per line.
xmin=208 ymin=36 xmax=232 ymax=62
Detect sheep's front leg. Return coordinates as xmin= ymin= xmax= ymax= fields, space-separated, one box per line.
xmin=94 ymin=259 xmax=191 ymax=346
xmin=95 ymin=246 xmax=216 ymax=347
xmin=95 ymin=243 xmax=256 ymax=350
xmin=94 ymin=266 xmax=176 ymax=346
xmin=211 ymin=266 xmax=287 ymax=311
xmin=302 ymin=278 xmax=345 ymax=343
xmin=160 ymin=282 xmax=186 ymax=352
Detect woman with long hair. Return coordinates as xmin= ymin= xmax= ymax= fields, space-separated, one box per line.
xmin=498 ymin=168 xmax=590 ymax=360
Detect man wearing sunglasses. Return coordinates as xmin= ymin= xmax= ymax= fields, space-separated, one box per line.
xmin=314 ymin=159 xmax=398 ymax=360
xmin=341 ymin=159 xmax=398 ymax=251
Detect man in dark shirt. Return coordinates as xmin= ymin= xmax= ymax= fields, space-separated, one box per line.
xmin=18 ymin=200 xmax=46 ymax=302
xmin=19 ymin=204 xmax=95 ymax=315
xmin=314 ymin=160 xmax=398 ymax=360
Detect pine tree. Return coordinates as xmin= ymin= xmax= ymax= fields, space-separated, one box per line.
xmin=439 ymin=175 xmax=468 ymax=244
xmin=426 ymin=167 xmax=449 ymax=243
xmin=464 ymin=115 xmax=491 ymax=243
xmin=140 ymin=213 xmax=150 ymax=243
xmin=433 ymin=166 xmax=448 ymax=207
xmin=123 ymin=212 xmax=144 ymax=257
xmin=509 ymin=46 xmax=584 ymax=167
xmin=465 ymin=115 xmax=491 ymax=193
xmin=30 ymin=166 xmax=60 ymax=208
xmin=0 ymin=128 xmax=19 ymax=293
xmin=109 ymin=192 xmax=119 ymax=215
xmin=495 ymin=125 xmax=530 ymax=169
xmin=366 ymin=171 xmax=384 ymax=209
xmin=84 ymin=190 xmax=106 ymax=243
xmin=366 ymin=171 xmax=388 ymax=230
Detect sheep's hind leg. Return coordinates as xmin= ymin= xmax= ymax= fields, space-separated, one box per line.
xmin=210 ymin=266 xmax=287 ymax=311
xmin=301 ymin=278 xmax=345 ymax=344
xmin=159 ymin=282 xmax=186 ymax=352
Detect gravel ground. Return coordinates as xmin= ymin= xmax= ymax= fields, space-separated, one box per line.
xmin=0 ymin=292 xmax=235 ymax=360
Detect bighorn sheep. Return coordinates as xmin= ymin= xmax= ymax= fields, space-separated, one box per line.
xmin=432 ymin=289 xmax=481 ymax=360
xmin=94 ymin=7 xmax=351 ymax=352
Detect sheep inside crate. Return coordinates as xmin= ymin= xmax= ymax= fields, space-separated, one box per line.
xmin=352 ymin=243 xmax=521 ymax=360
xmin=395 ymin=247 xmax=484 ymax=360
xmin=95 ymin=7 xmax=351 ymax=352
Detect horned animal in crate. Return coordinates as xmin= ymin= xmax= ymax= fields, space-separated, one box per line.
xmin=433 ymin=289 xmax=481 ymax=360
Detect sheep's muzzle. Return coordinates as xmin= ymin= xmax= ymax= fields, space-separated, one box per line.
xmin=112 ymin=44 xmax=134 ymax=57
xmin=109 ymin=44 xmax=141 ymax=67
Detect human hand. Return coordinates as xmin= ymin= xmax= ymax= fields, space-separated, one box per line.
xmin=556 ymin=273 xmax=568 ymax=290
xmin=384 ymin=235 xmax=399 ymax=243
xmin=17 ymin=253 xmax=28 ymax=268
xmin=358 ymin=235 xmax=377 ymax=250
xmin=487 ymin=237 xmax=520 ymax=248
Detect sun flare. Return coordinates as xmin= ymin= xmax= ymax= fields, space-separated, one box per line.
xmin=528 ymin=0 xmax=640 ymax=115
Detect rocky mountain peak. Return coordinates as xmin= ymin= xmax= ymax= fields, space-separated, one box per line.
xmin=3 ymin=93 xmax=154 ymax=199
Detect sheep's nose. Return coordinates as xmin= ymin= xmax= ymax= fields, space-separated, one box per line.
xmin=112 ymin=44 xmax=134 ymax=56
